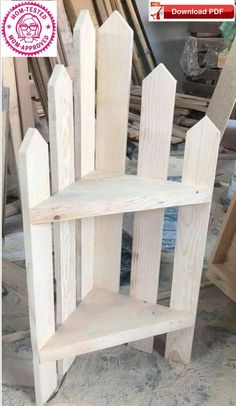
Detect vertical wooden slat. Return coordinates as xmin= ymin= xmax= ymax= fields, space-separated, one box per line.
xmin=126 ymin=0 xmax=156 ymax=72
xmin=48 ymin=65 xmax=76 ymax=376
xmin=74 ymin=11 xmax=96 ymax=300
xmin=94 ymin=11 xmax=133 ymax=292
xmin=165 ymin=116 xmax=220 ymax=364
xmin=14 ymin=58 xmax=35 ymax=135
xmin=114 ymin=0 xmax=144 ymax=84
xmin=19 ymin=129 xmax=57 ymax=405
xmin=130 ymin=64 xmax=176 ymax=353
xmin=2 ymin=87 xmax=10 ymax=235
xmin=2 ymin=58 xmax=22 ymax=170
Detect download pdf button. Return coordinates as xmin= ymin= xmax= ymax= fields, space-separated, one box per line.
xmin=164 ymin=4 xmax=235 ymax=20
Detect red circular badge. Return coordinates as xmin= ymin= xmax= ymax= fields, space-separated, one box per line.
xmin=2 ymin=2 xmax=56 ymax=56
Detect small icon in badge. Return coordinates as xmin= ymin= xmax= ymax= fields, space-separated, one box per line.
xmin=16 ymin=13 xmax=42 ymax=43
xmin=151 ymin=4 xmax=164 ymax=20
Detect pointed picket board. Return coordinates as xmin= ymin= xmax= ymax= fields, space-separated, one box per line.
xmin=74 ymin=11 xmax=96 ymax=301
xmin=165 ymin=116 xmax=220 ymax=364
xmin=19 ymin=129 xmax=57 ymax=405
xmin=48 ymin=65 xmax=76 ymax=376
xmin=130 ymin=64 xmax=176 ymax=353
xmin=94 ymin=11 xmax=133 ymax=292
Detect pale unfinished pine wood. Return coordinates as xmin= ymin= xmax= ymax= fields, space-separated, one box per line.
xmin=74 ymin=11 xmax=96 ymax=300
xmin=2 ymin=58 xmax=22 ymax=170
xmin=19 ymin=12 xmax=222 ymax=405
xmin=48 ymin=64 xmax=76 ymax=376
xmin=165 ymin=116 xmax=220 ymax=364
xmin=113 ymin=0 xmax=145 ymax=84
xmin=19 ymin=129 xmax=57 ymax=405
xmin=207 ymin=37 xmax=236 ymax=136
xmin=30 ymin=172 xmax=210 ymax=224
xmin=94 ymin=12 xmax=133 ymax=292
xmin=130 ymin=64 xmax=176 ymax=352
xmin=39 ymin=288 xmax=194 ymax=362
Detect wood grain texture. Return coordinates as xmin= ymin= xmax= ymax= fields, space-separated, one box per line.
xmin=30 ymin=172 xmax=210 ymax=224
xmin=39 ymin=288 xmax=194 ymax=362
xmin=207 ymin=37 xmax=236 ymax=136
xmin=74 ymin=11 xmax=95 ymax=179
xmin=165 ymin=116 xmax=220 ymax=364
xmin=130 ymin=64 xmax=176 ymax=353
xmin=19 ymin=129 xmax=57 ymax=405
xmin=2 ymin=58 xmax=22 ymax=170
xmin=48 ymin=64 xmax=76 ymax=376
xmin=94 ymin=11 xmax=133 ymax=292
xmin=74 ymin=11 xmax=96 ymax=300
xmin=96 ymin=12 xmax=133 ymax=174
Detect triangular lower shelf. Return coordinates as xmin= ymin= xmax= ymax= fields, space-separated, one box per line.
xmin=39 ymin=288 xmax=194 ymax=362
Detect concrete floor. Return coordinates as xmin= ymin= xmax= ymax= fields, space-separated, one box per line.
xmin=2 ymin=156 xmax=236 ymax=405
xmin=3 ymin=285 xmax=236 ymax=406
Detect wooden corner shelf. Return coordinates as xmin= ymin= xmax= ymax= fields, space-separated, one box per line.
xmin=18 ymin=10 xmax=221 ymax=405
xmin=30 ymin=170 xmax=211 ymax=224
xmin=39 ymin=288 xmax=194 ymax=362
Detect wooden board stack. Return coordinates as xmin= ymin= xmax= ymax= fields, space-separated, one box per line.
xmin=182 ymin=23 xmax=226 ymax=97
xmin=29 ymin=0 xmax=73 ymax=117
xmin=18 ymin=11 xmax=220 ymax=405
xmin=63 ymin=0 xmax=156 ymax=85
xmin=128 ymin=86 xmax=211 ymax=144
xmin=2 ymin=58 xmax=35 ymax=230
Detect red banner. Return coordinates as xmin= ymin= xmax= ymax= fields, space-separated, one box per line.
xmin=163 ymin=4 xmax=234 ymax=19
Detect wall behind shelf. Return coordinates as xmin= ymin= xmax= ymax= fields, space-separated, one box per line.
xmin=135 ymin=0 xmax=189 ymax=89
